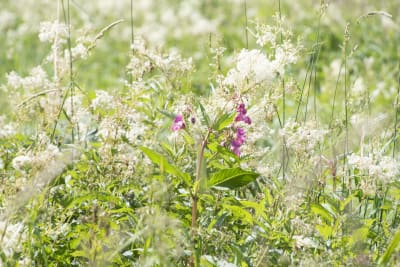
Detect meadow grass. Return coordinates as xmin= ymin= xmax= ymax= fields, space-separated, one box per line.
xmin=1 ymin=0 xmax=400 ymax=266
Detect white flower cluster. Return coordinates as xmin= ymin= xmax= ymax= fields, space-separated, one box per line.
xmin=70 ymin=43 xmax=88 ymax=60
xmin=91 ymin=90 xmax=115 ymax=110
xmin=38 ymin=21 xmax=68 ymax=43
xmin=12 ymin=143 xmax=61 ymax=172
xmin=7 ymin=66 xmax=49 ymax=90
xmin=0 ymin=221 xmax=25 ymax=258
xmin=128 ymin=38 xmax=193 ymax=83
xmin=11 ymin=155 xmax=32 ymax=172
xmin=224 ymin=49 xmax=275 ymax=89
xmin=126 ymin=56 xmax=152 ymax=81
xmin=348 ymin=153 xmax=399 ymax=184
xmin=272 ymin=41 xmax=299 ymax=75
xmin=0 ymin=116 xmax=16 ymax=138
xmin=253 ymin=22 xmax=276 ymax=47
xmin=98 ymin=104 xmax=148 ymax=145
xmin=280 ymin=121 xmax=328 ymax=157
xmin=293 ymin=235 xmax=318 ymax=249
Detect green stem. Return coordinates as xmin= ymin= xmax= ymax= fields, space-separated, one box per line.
xmin=190 ymin=129 xmax=211 ymax=267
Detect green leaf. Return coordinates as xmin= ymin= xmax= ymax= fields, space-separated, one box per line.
xmin=157 ymin=108 xmax=175 ymax=119
xmin=208 ymin=168 xmax=259 ymax=189
xmin=316 ymin=224 xmax=333 ymax=240
xmin=140 ymin=147 xmax=191 ymax=186
xmin=71 ymin=250 xmax=89 ymax=258
xmin=311 ymin=203 xmax=334 ymax=224
xmin=223 ymin=204 xmax=253 ymax=225
xmin=214 ymin=112 xmax=236 ymax=131
xmin=196 ymin=99 xmax=210 ymax=127
xmin=378 ymin=228 xmax=400 ymax=265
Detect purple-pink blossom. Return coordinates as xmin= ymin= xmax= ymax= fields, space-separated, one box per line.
xmin=231 ymin=127 xmax=246 ymax=156
xmin=235 ymin=103 xmax=251 ymax=125
xmin=171 ymin=114 xmax=185 ymax=131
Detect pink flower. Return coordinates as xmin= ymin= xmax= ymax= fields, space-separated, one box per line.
xmin=235 ymin=103 xmax=251 ymax=125
xmin=231 ymin=127 xmax=246 ymax=156
xmin=172 ymin=114 xmax=185 ymax=131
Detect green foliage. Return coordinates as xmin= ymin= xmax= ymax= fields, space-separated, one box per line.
xmin=1 ymin=0 xmax=400 ymax=266
xmin=208 ymin=168 xmax=259 ymax=189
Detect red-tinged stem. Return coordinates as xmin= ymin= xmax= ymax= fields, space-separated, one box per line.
xmin=190 ymin=128 xmax=211 ymax=267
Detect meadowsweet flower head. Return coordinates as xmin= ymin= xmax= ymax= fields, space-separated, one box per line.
xmin=224 ymin=49 xmax=275 ymax=89
xmin=172 ymin=114 xmax=185 ymax=131
xmin=12 ymin=155 xmax=32 ymax=172
xmin=91 ymin=90 xmax=115 ymax=110
xmin=279 ymin=120 xmax=328 ymax=157
xmin=0 ymin=221 xmax=25 ymax=258
xmin=348 ymin=153 xmax=399 ymax=184
xmin=38 ymin=21 xmax=68 ymax=43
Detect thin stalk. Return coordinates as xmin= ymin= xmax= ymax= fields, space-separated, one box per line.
xmin=343 ymin=24 xmax=350 ymax=193
xmin=60 ymin=0 xmax=76 ymax=143
xmin=329 ymin=61 xmax=343 ymax=128
xmin=393 ymin=58 xmax=400 ymax=158
xmin=295 ymin=58 xmax=311 ymax=122
xmin=243 ymin=0 xmax=248 ymax=49
xmin=304 ymin=65 xmax=313 ymax=122
xmin=277 ymin=0 xmax=288 ymax=180
xmin=130 ymin=0 xmax=135 ymax=49
xmin=54 ymin=0 xmax=61 ymax=84
xmin=190 ymin=129 xmax=211 ymax=267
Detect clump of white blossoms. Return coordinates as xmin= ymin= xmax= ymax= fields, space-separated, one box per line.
xmin=130 ymin=38 xmax=193 ymax=78
xmin=0 ymin=116 xmax=16 ymax=138
xmin=12 ymin=155 xmax=32 ymax=172
xmin=0 ymin=221 xmax=25 ymax=258
xmin=224 ymin=49 xmax=275 ymax=89
xmin=38 ymin=21 xmax=68 ymax=43
xmin=348 ymin=153 xmax=399 ymax=185
xmin=280 ymin=120 xmax=328 ymax=157
xmin=91 ymin=90 xmax=115 ymax=111
xmin=7 ymin=66 xmax=49 ymax=91
xmin=12 ymin=140 xmax=62 ymax=173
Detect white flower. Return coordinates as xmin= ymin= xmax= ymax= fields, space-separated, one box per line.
xmin=293 ymin=235 xmax=317 ymax=249
xmin=0 ymin=221 xmax=25 ymax=257
xmin=225 ymin=49 xmax=275 ymax=89
xmin=6 ymin=71 xmax=23 ymax=89
xmin=0 ymin=117 xmax=16 ymax=138
xmin=348 ymin=153 xmax=399 ymax=184
xmin=12 ymin=155 xmax=31 ymax=171
xmin=71 ymin=43 xmax=88 ymax=60
xmin=38 ymin=21 xmax=68 ymax=43
xmin=279 ymin=120 xmax=328 ymax=156
xmin=91 ymin=90 xmax=114 ymax=110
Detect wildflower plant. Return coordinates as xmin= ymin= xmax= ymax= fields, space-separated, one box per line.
xmin=1 ymin=0 xmax=400 ymax=266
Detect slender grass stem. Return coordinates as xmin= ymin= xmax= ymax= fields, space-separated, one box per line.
xmin=329 ymin=61 xmax=343 ymax=129
xmin=243 ymin=0 xmax=248 ymax=49
xmin=393 ymin=58 xmax=400 ymax=158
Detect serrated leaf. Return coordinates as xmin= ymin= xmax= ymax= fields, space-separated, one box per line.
xmin=208 ymin=168 xmax=258 ymax=189
xmin=214 ymin=112 xmax=236 ymax=131
xmin=157 ymin=108 xmax=175 ymax=119
xmin=196 ymin=99 xmax=210 ymax=127
xmin=140 ymin=147 xmax=191 ymax=186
